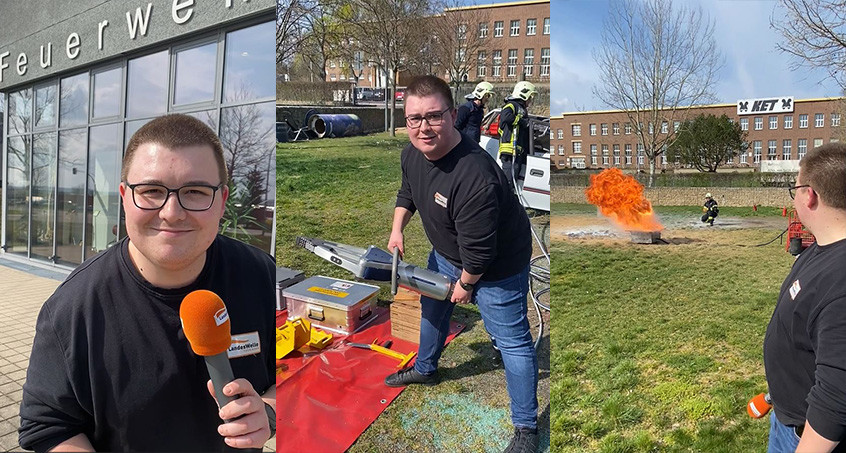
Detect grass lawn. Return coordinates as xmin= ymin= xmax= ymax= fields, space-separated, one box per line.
xmin=550 ymin=220 xmax=796 ymax=452
xmin=277 ymin=132 xmax=551 ymax=452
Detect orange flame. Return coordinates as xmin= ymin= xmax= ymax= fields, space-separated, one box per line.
xmin=585 ymin=168 xmax=663 ymax=232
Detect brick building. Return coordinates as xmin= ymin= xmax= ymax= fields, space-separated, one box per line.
xmin=325 ymin=0 xmax=551 ymax=90
xmin=550 ymin=96 xmax=845 ymax=170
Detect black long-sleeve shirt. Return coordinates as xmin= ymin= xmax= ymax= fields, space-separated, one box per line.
xmin=395 ymin=134 xmax=532 ymax=281
xmin=19 ymin=235 xmax=275 ymax=452
xmin=764 ymin=238 xmax=846 ymax=447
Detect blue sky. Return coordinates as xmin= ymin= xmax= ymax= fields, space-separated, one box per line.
xmin=551 ymin=0 xmax=844 ymax=115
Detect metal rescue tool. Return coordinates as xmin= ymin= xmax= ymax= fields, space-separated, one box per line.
xmin=295 ymin=237 xmax=453 ymax=300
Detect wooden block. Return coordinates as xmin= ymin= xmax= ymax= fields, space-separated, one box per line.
xmin=391 ymin=289 xmax=421 ymax=344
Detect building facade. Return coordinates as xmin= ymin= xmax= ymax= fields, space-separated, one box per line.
xmin=551 ymin=96 xmax=845 ymax=170
xmin=1 ymin=0 xmax=276 ymax=269
xmin=324 ymin=0 xmax=551 ymax=89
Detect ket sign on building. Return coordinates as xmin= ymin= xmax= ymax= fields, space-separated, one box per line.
xmin=737 ymin=96 xmax=795 ymax=115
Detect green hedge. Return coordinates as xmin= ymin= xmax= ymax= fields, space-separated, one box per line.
xmin=551 ymin=170 xmax=795 ymax=188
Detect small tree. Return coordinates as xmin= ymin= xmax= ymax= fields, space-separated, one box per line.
xmin=667 ymin=114 xmax=747 ymax=172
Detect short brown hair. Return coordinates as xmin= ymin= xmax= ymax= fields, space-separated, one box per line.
xmin=122 ymin=114 xmax=228 ymax=185
xmin=800 ymin=142 xmax=846 ymax=210
xmin=405 ymin=75 xmax=454 ymax=109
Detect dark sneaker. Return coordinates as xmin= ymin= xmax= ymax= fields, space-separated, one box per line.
xmin=384 ymin=367 xmax=440 ymax=387
xmin=503 ymin=427 xmax=539 ymax=453
xmin=492 ymin=344 xmax=503 ymax=366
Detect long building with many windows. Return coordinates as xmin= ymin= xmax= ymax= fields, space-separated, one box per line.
xmin=550 ymin=96 xmax=845 ymax=170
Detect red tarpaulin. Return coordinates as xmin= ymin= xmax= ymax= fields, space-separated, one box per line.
xmin=275 ymin=309 xmax=463 ymax=452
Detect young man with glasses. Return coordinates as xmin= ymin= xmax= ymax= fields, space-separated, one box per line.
xmin=385 ymin=75 xmax=539 ymax=453
xmin=764 ymin=142 xmax=846 ymax=452
xmin=19 ymin=114 xmax=276 ymax=452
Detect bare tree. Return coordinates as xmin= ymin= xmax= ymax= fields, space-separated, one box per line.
xmin=277 ymin=0 xmax=313 ymax=71
xmin=335 ymin=0 xmax=434 ymax=136
xmin=593 ymin=0 xmax=722 ymax=186
xmin=299 ymin=3 xmax=343 ymax=84
xmin=430 ymin=2 xmax=490 ymax=96
xmin=772 ymin=0 xmax=846 ymax=90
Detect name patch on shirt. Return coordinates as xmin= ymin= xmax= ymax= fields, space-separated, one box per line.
xmin=228 ymin=331 xmax=261 ymax=358
xmin=789 ymin=279 xmax=801 ymax=300
xmin=434 ymin=192 xmax=448 ymax=208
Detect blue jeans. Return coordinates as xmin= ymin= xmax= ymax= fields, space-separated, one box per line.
xmin=413 ymin=250 xmax=539 ymax=429
xmin=767 ymin=412 xmax=800 ymax=453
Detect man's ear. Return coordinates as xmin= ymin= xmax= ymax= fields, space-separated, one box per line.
xmin=807 ymin=187 xmax=820 ymax=210
xmin=220 ymin=184 xmax=230 ymax=205
xmin=119 ymin=182 xmax=126 ymax=198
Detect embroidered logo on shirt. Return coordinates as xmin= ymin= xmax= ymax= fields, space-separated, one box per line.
xmin=789 ymin=279 xmax=801 ymax=300
xmin=214 ymin=307 xmax=229 ymax=326
xmin=228 ymin=331 xmax=261 ymax=358
xmin=434 ymin=192 xmax=448 ymax=208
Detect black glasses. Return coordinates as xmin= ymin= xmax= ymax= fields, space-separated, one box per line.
xmin=126 ymin=182 xmax=222 ymax=211
xmin=405 ymin=107 xmax=451 ymax=129
xmin=787 ymin=184 xmax=811 ymax=200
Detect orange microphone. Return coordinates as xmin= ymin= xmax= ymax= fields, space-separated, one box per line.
xmin=180 ymin=290 xmax=236 ymax=410
xmin=747 ymin=392 xmax=772 ymax=418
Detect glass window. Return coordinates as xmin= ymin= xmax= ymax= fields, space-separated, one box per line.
xmin=768 ymin=140 xmax=777 ymax=159
xmin=526 ymin=18 xmax=537 ymax=35
xmin=784 ymin=115 xmax=793 ymax=129
xmin=833 ymin=114 xmax=841 ymax=127
xmin=625 ymin=122 xmax=632 ymax=134
xmin=799 ymin=114 xmax=808 ymax=128
xmin=5 ymin=135 xmax=31 ymax=254
xmin=612 ymin=123 xmax=619 ymax=135
xmin=573 ymin=142 xmax=581 ymax=153
xmin=60 ymin=73 xmax=89 ymax=127
xmin=86 ymin=124 xmax=122 ymax=259
xmin=174 ymin=41 xmax=218 ymax=106
xmin=224 ymin=22 xmax=275 ymax=103
xmin=740 ymin=118 xmax=748 ymax=131
xmin=769 ymin=116 xmax=777 ymax=130
xmin=783 ymin=139 xmax=791 ymax=160
xmin=507 ymin=49 xmax=517 ymax=77
xmin=478 ymin=23 xmax=487 ymax=38
xmin=35 ymin=84 xmax=57 ymax=128
xmin=590 ymin=144 xmax=597 ymax=155
xmin=523 ymin=49 xmax=534 ymax=77
xmin=127 ymin=51 xmax=169 ymax=119
xmin=814 ymin=138 xmax=823 ymax=148
xmin=674 ymin=121 xmax=680 ymax=132
xmin=93 ymin=67 xmax=123 ymax=119
xmin=601 ymin=124 xmax=608 ymax=135
xmin=815 ymin=113 xmax=824 ymax=127
xmin=477 ymin=51 xmax=486 ymax=77
xmin=56 ymin=129 xmax=87 ymax=266
xmin=494 ymin=21 xmax=503 ymax=37
xmin=753 ymin=140 xmax=762 ymax=163
xmin=540 ymin=48 xmax=550 ymax=77
xmin=9 ymin=88 xmax=33 ymax=134
xmin=510 ymin=20 xmax=520 ymax=36
xmin=798 ymin=139 xmax=807 ymax=159
xmin=492 ymin=50 xmax=502 ymax=77
xmin=30 ymin=133 xmax=58 ymax=261
xmin=590 ymin=124 xmax=596 ymax=136
xmin=219 ymin=102 xmax=275 ymax=252
xmin=572 ymin=124 xmax=580 ymax=136
xmin=543 ymin=17 xmax=550 ymax=35
xmin=661 ymin=121 xmax=668 ymax=134
xmin=754 ymin=117 xmax=763 ymax=130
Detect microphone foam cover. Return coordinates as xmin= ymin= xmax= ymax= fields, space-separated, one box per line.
xmin=180 ymin=290 xmax=231 ymax=356
xmin=747 ymin=392 xmax=772 ymax=418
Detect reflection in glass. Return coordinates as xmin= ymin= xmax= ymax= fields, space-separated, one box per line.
xmin=219 ymin=102 xmax=275 ymax=252
xmin=56 ymin=129 xmax=87 ymax=266
xmin=9 ymin=89 xmax=32 ymax=134
xmin=187 ymin=110 xmax=219 ymax=134
xmin=93 ymin=67 xmax=122 ymax=118
xmin=174 ymin=42 xmax=217 ymax=106
xmin=5 ymin=136 xmax=31 ymax=255
xmin=35 ymin=84 xmax=57 ymax=128
xmin=127 ymin=51 xmax=168 ymax=118
xmin=86 ymin=124 xmax=122 ymax=259
xmin=31 ymin=133 xmax=58 ymax=261
xmin=60 ymin=73 xmax=89 ymax=127
xmin=224 ymin=22 xmax=275 ymax=103
xmin=125 ymin=119 xmax=152 ymax=149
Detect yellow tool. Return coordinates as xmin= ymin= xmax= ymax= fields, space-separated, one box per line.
xmin=276 ymin=317 xmax=333 ymax=359
xmin=347 ymin=340 xmax=416 ymax=368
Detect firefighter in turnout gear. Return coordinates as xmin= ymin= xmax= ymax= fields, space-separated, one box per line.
xmin=455 ymin=81 xmax=494 ymax=143
xmin=701 ymin=193 xmax=719 ymax=226
xmin=499 ymin=81 xmax=537 ymax=190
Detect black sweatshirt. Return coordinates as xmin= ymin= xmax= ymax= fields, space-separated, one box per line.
xmin=396 ymin=134 xmax=532 ymax=281
xmin=764 ymin=238 xmax=846 ymax=446
xmin=19 ymin=235 xmax=275 ymax=452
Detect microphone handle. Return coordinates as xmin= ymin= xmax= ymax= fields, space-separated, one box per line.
xmin=205 ymin=353 xmax=237 ymax=421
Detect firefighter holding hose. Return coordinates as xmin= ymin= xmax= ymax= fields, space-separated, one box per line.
xmin=499 ymin=81 xmax=537 ymax=191
xmin=455 ymin=81 xmax=494 ymax=143
xmin=701 ymin=192 xmax=719 ymax=226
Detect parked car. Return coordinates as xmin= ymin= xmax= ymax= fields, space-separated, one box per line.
xmin=478 ymin=108 xmax=550 ymax=212
xmin=394 ymin=89 xmax=405 ymax=102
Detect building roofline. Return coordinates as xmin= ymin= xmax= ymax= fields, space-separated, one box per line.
xmin=446 ymin=0 xmax=549 ymax=12
xmin=557 ymin=96 xmax=846 ymax=116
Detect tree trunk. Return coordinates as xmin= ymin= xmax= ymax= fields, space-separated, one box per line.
xmin=648 ymin=160 xmax=656 ymax=188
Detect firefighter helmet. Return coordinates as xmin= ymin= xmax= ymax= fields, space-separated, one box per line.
xmin=466 ymin=81 xmax=495 ymax=100
xmin=706 ymin=193 xmax=712 ymax=198
xmin=508 ymin=81 xmax=537 ymax=102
